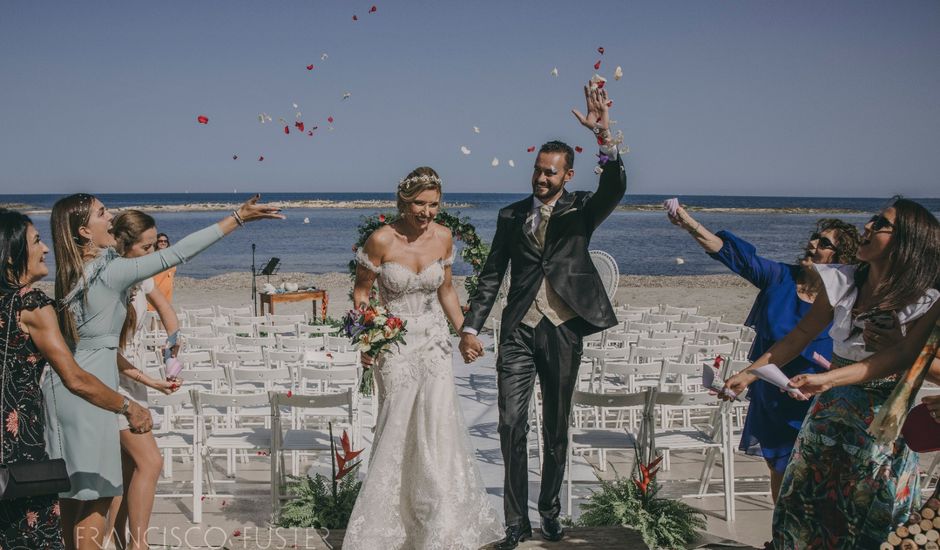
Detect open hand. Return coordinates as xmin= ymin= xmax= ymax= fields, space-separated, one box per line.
xmin=236 ymin=194 xmax=287 ymax=223
xmin=572 ymin=83 xmax=611 ymax=134
xmin=788 ymin=373 xmax=832 ymax=398
xmin=152 ymin=378 xmax=180 ymax=395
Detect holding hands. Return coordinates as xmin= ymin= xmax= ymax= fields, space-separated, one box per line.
xmin=459 ymin=332 xmax=484 ymax=364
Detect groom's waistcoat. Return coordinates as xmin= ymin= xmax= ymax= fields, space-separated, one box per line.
xmin=463 ymin=156 xmax=627 ymax=341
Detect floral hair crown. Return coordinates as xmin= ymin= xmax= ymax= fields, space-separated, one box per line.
xmin=398 ymin=174 xmax=443 ymax=190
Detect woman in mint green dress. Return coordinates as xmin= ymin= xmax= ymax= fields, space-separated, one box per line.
xmin=44 ymin=193 xmax=283 ymax=550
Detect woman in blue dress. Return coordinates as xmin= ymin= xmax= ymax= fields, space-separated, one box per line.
xmin=45 ymin=194 xmax=283 ymax=550
xmin=668 ymin=205 xmax=860 ymax=503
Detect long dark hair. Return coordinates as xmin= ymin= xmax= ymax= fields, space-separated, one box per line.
xmin=51 ymin=193 xmax=97 ymax=348
xmin=111 ymin=210 xmax=156 ymax=349
xmin=854 ymin=197 xmax=940 ymax=314
xmin=0 ymin=209 xmax=32 ymax=294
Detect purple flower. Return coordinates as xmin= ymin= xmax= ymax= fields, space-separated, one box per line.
xmin=596 ymin=152 xmax=610 ymax=165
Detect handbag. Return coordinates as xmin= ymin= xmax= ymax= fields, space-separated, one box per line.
xmin=901 ymin=403 xmax=940 ymax=453
xmin=0 ymin=292 xmax=71 ymax=500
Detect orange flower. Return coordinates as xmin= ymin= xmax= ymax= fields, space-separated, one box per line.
xmin=5 ymin=410 xmax=18 ymax=438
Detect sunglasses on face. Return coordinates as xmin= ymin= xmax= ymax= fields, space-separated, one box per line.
xmin=810 ymin=233 xmax=839 ymax=252
xmin=868 ymin=215 xmax=894 ymax=232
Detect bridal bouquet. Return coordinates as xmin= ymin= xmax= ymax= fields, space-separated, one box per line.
xmin=342 ymin=305 xmax=407 ymax=359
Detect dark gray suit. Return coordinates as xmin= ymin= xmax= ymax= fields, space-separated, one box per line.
xmin=463 ymin=155 xmax=626 ymax=526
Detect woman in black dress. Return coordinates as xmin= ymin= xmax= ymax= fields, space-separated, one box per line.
xmin=0 ymin=209 xmax=150 ymax=549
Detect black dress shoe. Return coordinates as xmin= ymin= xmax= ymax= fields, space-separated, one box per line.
xmin=540 ymin=516 xmax=564 ymax=542
xmin=494 ymin=523 xmax=532 ymax=550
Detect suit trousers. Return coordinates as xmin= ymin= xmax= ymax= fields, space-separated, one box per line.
xmin=496 ymin=317 xmax=584 ymax=526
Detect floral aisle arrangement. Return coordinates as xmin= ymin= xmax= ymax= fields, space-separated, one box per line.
xmin=575 ymin=451 xmax=706 ymax=549
xmin=342 ymin=304 xmax=408 ymax=395
xmin=275 ymin=425 xmax=364 ymax=529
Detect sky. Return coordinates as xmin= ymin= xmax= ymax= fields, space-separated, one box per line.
xmin=1 ymin=1 xmax=938 ymax=197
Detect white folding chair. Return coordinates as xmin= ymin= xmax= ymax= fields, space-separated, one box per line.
xmin=150 ymin=392 xmax=196 ymax=496
xmin=681 ymin=341 xmax=735 ymax=364
xmin=231 ymin=335 xmax=277 ymax=352
xmin=661 ymin=304 xmax=699 ymax=316
xmin=270 ymin=390 xmax=356 ymax=514
xmin=566 ymin=389 xmax=651 ymax=514
xmin=190 ymin=390 xmax=273 ymax=523
xmin=268 ymin=313 xmax=307 ymax=325
xmin=185 ymin=336 xmax=230 ymax=353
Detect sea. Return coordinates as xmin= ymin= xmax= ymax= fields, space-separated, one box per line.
xmin=3 ymin=193 xmax=938 ymax=279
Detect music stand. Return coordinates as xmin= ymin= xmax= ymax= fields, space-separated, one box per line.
xmin=250 ymin=244 xmax=281 ymax=316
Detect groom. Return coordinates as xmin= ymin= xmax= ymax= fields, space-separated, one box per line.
xmin=459 ymin=83 xmax=626 ymax=548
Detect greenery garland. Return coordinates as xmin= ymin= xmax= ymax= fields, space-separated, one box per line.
xmin=347 ymin=210 xmax=489 ymax=299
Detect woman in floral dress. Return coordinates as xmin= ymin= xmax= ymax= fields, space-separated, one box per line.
xmin=1 ymin=208 xmax=150 ymax=549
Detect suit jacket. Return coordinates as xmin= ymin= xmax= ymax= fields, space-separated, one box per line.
xmin=463 ymin=156 xmax=626 ymax=341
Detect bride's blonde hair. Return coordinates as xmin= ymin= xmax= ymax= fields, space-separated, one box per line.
xmin=397 ymin=167 xmax=442 ymax=214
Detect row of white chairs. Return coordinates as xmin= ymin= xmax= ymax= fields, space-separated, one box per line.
xmin=150 ymin=388 xmax=357 ymax=523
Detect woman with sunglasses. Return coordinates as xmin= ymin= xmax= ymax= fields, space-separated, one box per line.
xmin=147 ymin=233 xmax=175 ymax=311
xmin=722 ymin=198 xmax=940 ymax=548
xmin=668 ymin=206 xmax=860 ymax=506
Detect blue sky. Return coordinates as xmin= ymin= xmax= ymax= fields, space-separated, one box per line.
xmin=1 ymin=1 xmax=938 ymax=197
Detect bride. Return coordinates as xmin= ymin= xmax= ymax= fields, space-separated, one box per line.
xmin=343 ymin=167 xmax=503 ymax=549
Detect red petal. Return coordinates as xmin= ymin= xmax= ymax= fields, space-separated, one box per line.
xmin=286 ymin=390 xmax=293 ymax=397
xmin=352 ymin=14 xmax=358 ymax=21
xmin=197 ymin=115 xmax=209 ymax=124
xmin=596 ymin=80 xmax=605 ymax=89
xmin=345 ymin=449 xmax=363 ymax=461
xmin=598 ymin=47 xmax=605 ymax=55
xmin=335 ymin=450 xmax=347 ymax=471
xmin=369 ymin=5 xmax=377 ymax=13
xmin=284 ymin=126 xmax=290 ymax=134
xmin=295 ymin=121 xmax=305 ymax=132
xmin=233 ymin=529 xmax=241 ymax=537
xmin=327 ymin=116 xmax=334 ymax=123
xmin=649 ymin=456 xmax=664 ymax=470
xmin=575 ymin=146 xmax=583 ymax=153
xmin=606 ymin=100 xmax=613 ymax=107
xmin=307 ymin=130 xmax=313 ymax=136
xmin=594 ymin=60 xmax=601 ymax=70
xmin=258 ymin=156 xmax=264 ymax=161
xmin=527 ymin=146 xmax=535 ymax=153
xmin=306 ymin=64 xmax=314 ymax=70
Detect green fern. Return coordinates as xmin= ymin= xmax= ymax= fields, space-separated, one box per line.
xmin=275 ymin=470 xmax=363 ymax=529
xmin=576 ymin=471 xmax=705 ymax=549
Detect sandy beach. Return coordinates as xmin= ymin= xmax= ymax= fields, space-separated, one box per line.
xmin=32 ymin=272 xmax=758 ymax=323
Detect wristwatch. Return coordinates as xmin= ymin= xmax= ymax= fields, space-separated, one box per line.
xmin=118 ymin=398 xmax=130 ymax=416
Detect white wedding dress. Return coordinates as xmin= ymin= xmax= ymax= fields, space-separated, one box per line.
xmin=344 ymin=250 xmax=503 ymax=550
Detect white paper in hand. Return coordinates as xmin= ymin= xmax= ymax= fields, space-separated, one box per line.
xmin=663 ymin=197 xmax=679 ymax=217
xmin=754 ymin=363 xmax=806 ymax=398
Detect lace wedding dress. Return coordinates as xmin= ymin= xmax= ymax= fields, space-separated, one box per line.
xmin=343 ymin=250 xmax=503 ymax=550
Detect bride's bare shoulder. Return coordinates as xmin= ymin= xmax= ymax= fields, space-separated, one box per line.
xmin=429 ymin=222 xmax=453 ymax=243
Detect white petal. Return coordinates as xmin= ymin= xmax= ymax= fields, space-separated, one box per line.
xmin=258 ymin=114 xmax=265 ymax=123
xmin=473 ymin=126 xmax=480 ymax=133
xmin=550 ymin=67 xmax=558 ymax=77
xmin=614 ymin=66 xmax=623 ymax=81
xmin=295 ymin=111 xmax=302 ymax=119
xmin=460 ymin=146 xmax=471 ymax=155
xmin=292 ymin=103 xmax=299 ymax=109
xmin=342 ymin=92 xmax=352 ymax=100
xmin=491 ymin=157 xmax=499 ymax=167
xmin=508 ymin=160 xmax=515 ymax=168
xmin=589 ymin=73 xmax=607 ymax=89
xmin=321 ymin=53 xmax=329 ymax=60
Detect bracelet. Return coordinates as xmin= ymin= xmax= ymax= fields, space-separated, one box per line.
xmin=231 ymin=210 xmax=245 ymax=227
xmin=117 ymin=398 xmax=130 ymax=416
xmin=135 ymin=370 xmax=144 ymax=382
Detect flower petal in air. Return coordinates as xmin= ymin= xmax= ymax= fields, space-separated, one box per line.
xmin=491 ymin=157 xmax=499 ymax=167
xmin=594 ymin=60 xmax=601 ymax=70
xmin=508 ymin=160 xmax=515 ymax=168
xmin=197 ymin=115 xmax=209 ymax=124
xmin=327 ymin=116 xmax=334 ymax=123
xmin=598 ymin=46 xmax=605 ymax=55
xmin=527 ymin=146 xmax=535 ymax=153
xmin=295 ymin=121 xmax=305 ymax=132
xmin=550 ymin=67 xmax=558 ymax=77
xmin=575 ymin=146 xmax=583 ymax=153
xmin=306 ymin=64 xmax=314 ymax=70
xmin=460 ymin=146 xmax=471 ymax=155
xmin=369 ymin=5 xmax=377 ymax=13
xmin=614 ymin=66 xmax=623 ymax=81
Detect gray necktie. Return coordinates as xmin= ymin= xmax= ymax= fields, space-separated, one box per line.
xmin=533 ymin=204 xmax=552 ymax=248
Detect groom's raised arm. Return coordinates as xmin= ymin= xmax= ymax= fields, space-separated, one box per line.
xmin=583 ymin=152 xmax=626 ymax=232
xmin=462 ymin=211 xmax=513 ymax=333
